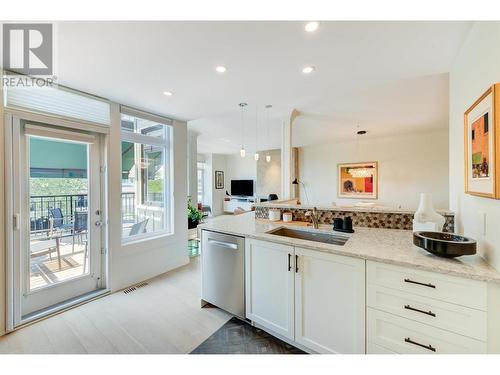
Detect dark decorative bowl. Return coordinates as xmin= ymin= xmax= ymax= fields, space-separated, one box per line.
xmin=413 ymin=231 xmax=477 ymax=258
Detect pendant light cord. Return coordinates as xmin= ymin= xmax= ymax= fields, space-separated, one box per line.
xmin=241 ymin=105 xmax=244 ymax=148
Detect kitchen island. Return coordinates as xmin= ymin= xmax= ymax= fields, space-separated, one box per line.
xmin=199 ymin=212 xmax=500 ymax=283
xmin=199 ymin=212 xmax=500 ymax=354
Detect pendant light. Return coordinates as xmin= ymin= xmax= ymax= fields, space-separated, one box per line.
xmin=239 ymin=103 xmax=247 ymax=157
xmin=265 ymin=104 xmax=272 ymax=162
xmin=254 ymin=105 xmax=260 ymax=161
xmin=349 ymin=126 xmax=373 ymax=178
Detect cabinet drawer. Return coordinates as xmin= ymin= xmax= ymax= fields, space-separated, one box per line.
xmin=367 ymin=342 xmax=397 ymax=354
xmin=366 ymin=261 xmax=487 ymax=310
xmin=367 ymin=284 xmax=487 ymax=341
xmin=367 ymin=308 xmax=486 ymax=354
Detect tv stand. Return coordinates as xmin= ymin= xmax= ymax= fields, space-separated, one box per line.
xmin=223 ymin=196 xmax=255 ymax=214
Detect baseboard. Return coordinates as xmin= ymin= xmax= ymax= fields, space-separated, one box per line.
xmin=111 ymin=253 xmax=189 ymax=292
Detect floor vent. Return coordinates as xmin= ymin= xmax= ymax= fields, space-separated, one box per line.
xmin=123 ymin=282 xmax=149 ymax=294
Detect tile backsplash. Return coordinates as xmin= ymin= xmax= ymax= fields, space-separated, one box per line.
xmin=255 ymin=206 xmax=455 ymax=232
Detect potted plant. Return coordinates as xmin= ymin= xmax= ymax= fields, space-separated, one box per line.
xmin=188 ymin=199 xmax=203 ymax=229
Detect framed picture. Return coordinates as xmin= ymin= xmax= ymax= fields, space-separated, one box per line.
xmin=215 ymin=170 xmax=224 ymax=189
xmin=338 ymin=162 xmax=378 ymax=199
xmin=464 ymin=84 xmax=500 ymax=199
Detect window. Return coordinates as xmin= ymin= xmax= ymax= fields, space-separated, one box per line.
xmin=197 ymin=162 xmax=205 ymax=203
xmin=120 ymin=112 xmax=172 ymax=240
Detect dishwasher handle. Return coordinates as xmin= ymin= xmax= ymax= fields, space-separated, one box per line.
xmin=207 ymin=238 xmax=239 ymax=250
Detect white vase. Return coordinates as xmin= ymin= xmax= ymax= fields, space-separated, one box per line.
xmin=413 ymin=193 xmax=445 ymax=232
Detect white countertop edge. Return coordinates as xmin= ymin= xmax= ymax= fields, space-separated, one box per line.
xmin=242 ymin=232 xmax=500 ymax=284
xmin=198 ymin=214 xmax=499 ymax=284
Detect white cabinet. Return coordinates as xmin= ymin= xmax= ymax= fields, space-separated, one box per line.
xmin=294 ymin=247 xmax=365 ymax=353
xmin=245 ymin=239 xmax=295 ymax=340
xmin=245 ymin=239 xmax=366 ymax=353
xmin=366 ymin=261 xmax=489 ymax=354
xmin=367 ymin=308 xmax=486 ymax=354
xmin=244 ymin=241 xmax=496 ymax=355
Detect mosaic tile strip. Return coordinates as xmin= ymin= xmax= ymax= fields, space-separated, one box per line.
xmin=255 ymin=206 xmax=455 ymax=233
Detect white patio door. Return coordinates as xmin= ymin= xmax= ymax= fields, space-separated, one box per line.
xmin=11 ymin=117 xmax=104 ymax=323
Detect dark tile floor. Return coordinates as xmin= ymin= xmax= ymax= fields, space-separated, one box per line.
xmin=191 ymin=317 xmax=306 ymax=354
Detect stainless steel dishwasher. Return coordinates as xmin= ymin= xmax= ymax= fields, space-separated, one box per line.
xmin=201 ymin=230 xmax=245 ymax=318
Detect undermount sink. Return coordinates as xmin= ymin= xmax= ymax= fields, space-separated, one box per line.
xmin=413 ymin=231 xmax=477 ymax=258
xmin=267 ymin=227 xmax=349 ymax=246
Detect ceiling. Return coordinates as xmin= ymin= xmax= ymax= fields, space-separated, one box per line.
xmin=54 ymin=21 xmax=472 ymax=153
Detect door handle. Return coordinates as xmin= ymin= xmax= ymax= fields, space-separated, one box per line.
xmin=295 ymin=255 xmax=299 ymax=273
xmin=288 ymin=253 xmax=292 ymax=271
xmin=404 ymin=304 xmax=436 ymax=317
xmin=13 ymin=213 xmax=20 ymax=230
xmin=404 ymin=337 xmax=436 ymax=352
xmin=404 ymin=278 xmax=436 ymax=289
xmin=207 ymin=238 xmax=238 ymax=249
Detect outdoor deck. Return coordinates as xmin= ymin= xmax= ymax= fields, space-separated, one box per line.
xmin=30 ymin=237 xmax=88 ymax=290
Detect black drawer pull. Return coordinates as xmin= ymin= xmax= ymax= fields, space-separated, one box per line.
xmin=404 ymin=278 xmax=436 ymax=289
xmin=404 ymin=304 xmax=436 ymax=317
xmin=405 ymin=337 xmax=436 ymax=352
xmin=288 ymin=254 xmax=292 ymax=272
xmin=295 ymin=255 xmax=299 ymax=273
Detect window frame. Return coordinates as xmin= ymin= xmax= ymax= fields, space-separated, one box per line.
xmin=197 ymin=162 xmax=205 ymax=204
xmin=119 ymin=108 xmax=173 ymax=243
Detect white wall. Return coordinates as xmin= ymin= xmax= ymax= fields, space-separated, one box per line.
xmin=211 ymin=154 xmax=227 ymax=216
xmin=298 ymin=130 xmax=449 ymax=210
xmin=187 ymin=131 xmax=198 ymax=202
xmin=256 ymin=149 xmax=281 ymax=198
xmin=225 ymin=154 xmax=257 ymax=184
xmin=199 ymin=153 xmax=228 ymax=216
xmin=109 ymin=107 xmax=189 ymax=290
xmin=449 ymin=22 xmax=500 ymax=271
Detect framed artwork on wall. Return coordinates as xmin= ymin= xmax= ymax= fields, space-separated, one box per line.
xmin=215 ymin=170 xmax=224 ymax=189
xmin=464 ymin=84 xmax=500 ymax=199
xmin=338 ymin=162 xmax=378 ymax=199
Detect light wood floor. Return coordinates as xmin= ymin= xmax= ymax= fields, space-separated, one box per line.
xmin=0 ymin=257 xmax=231 ymax=354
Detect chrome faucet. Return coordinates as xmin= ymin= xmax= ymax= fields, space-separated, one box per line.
xmin=305 ymin=207 xmax=319 ymax=229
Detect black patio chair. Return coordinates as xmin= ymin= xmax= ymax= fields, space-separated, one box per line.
xmin=72 ymin=211 xmax=88 ymax=253
xmin=49 ymin=208 xmax=73 ymax=235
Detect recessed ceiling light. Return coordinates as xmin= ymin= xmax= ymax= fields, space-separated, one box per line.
xmin=302 ymin=66 xmax=315 ymax=74
xmin=215 ymin=66 xmax=227 ymax=73
xmin=305 ymin=21 xmax=319 ymax=33
xmin=163 ymin=91 xmax=173 ymax=96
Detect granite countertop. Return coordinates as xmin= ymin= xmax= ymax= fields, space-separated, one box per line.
xmin=198 ymin=212 xmax=500 ymax=283
xmin=255 ymin=202 xmax=454 ymax=216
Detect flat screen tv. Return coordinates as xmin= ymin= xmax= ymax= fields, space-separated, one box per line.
xmin=231 ymin=179 xmax=254 ymax=197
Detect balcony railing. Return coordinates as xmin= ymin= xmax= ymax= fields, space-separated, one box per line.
xmin=30 ymin=193 xmax=136 ymax=231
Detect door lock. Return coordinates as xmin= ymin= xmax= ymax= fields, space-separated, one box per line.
xmin=95 ymin=220 xmax=103 ymax=227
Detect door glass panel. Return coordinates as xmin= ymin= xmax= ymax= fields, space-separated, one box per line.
xmin=28 ymin=136 xmax=90 ymax=291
